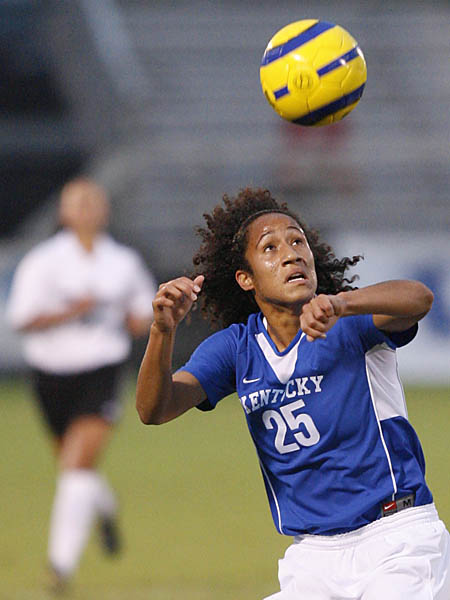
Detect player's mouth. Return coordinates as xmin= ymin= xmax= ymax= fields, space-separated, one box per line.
xmin=285 ymin=269 xmax=308 ymax=284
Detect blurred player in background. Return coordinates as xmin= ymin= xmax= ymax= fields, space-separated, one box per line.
xmin=6 ymin=177 xmax=157 ymax=592
xmin=136 ymin=188 xmax=450 ymax=599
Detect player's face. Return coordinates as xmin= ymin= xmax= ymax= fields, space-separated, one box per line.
xmin=236 ymin=213 xmax=317 ymax=312
xmin=59 ymin=181 xmax=109 ymax=233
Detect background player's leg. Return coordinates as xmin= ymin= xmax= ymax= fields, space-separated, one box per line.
xmin=48 ymin=416 xmax=117 ymax=585
xmin=58 ymin=414 xmax=112 ymax=469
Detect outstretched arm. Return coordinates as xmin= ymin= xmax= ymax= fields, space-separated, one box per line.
xmin=300 ymin=279 xmax=434 ymax=342
xmin=136 ymin=275 xmax=206 ymax=425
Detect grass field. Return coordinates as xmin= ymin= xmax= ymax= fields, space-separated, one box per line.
xmin=1 ymin=377 xmax=449 ymax=600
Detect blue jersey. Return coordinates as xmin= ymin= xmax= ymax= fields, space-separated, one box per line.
xmin=181 ymin=313 xmax=432 ymax=536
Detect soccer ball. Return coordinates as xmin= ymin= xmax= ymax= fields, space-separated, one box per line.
xmin=260 ymin=19 xmax=367 ymax=126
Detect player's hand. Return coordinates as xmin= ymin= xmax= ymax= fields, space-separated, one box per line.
xmin=300 ymin=294 xmax=346 ymax=342
xmin=152 ymin=275 xmax=204 ymax=333
xmin=68 ymin=297 xmax=96 ymax=318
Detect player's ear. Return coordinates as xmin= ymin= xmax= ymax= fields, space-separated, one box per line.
xmin=235 ymin=269 xmax=255 ymax=292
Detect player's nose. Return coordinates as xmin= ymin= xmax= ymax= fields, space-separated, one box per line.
xmin=281 ymin=243 xmax=301 ymax=265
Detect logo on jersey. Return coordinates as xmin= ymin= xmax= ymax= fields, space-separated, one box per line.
xmin=381 ymin=494 xmax=415 ymax=517
xmin=239 ymin=375 xmax=323 ymax=415
xmin=243 ymin=376 xmax=261 ymax=384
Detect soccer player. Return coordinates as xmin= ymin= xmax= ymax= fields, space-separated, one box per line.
xmin=136 ymin=188 xmax=450 ymax=599
xmin=6 ymin=177 xmax=157 ymax=592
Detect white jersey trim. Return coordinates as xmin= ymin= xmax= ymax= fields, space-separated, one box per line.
xmin=365 ymin=343 xmax=400 ymax=500
xmin=256 ymin=318 xmax=305 ymax=384
xmin=259 ymin=458 xmax=285 ymax=534
xmin=365 ymin=343 xmax=408 ymax=421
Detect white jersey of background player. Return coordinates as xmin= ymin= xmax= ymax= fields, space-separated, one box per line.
xmin=136 ymin=189 xmax=450 ymax=599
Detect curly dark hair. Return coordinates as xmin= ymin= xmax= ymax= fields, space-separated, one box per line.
xmin=192 ymin=188 xmax=361 ymax=328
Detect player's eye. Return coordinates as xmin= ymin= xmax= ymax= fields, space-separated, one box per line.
xmin=292 ymin=237 xmax=304 ymax=246
xmin=263 ymin=243 xmax=275 ymax=252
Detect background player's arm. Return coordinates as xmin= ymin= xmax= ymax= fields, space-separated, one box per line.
xmin=125 ymin=314 xmax=153 ymax=338
xmin=301 ymin=280 xmax=433 ymax=341
xmin=7 ymin=251 xmax=97 ymax=332
xmin=14 ymin=298 xmax=96 ymax=332
xmin=136 ymin=275 xmax=206 ymax=425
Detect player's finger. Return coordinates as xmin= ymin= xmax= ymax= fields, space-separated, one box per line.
xmin=175 ymin=276 xmax=203 ymax=299
xmin=304 ymin=329 xmax=327 ymax=342
xmin=301 ymin=306 xmax=328 ymax=330
xmin=310 ymin=306 xmax=329 ymax=323
xmin=159 ymin=280 xmax=198 ymax=303
xmin=301 ymin=299 xmax=327 ymax=324
xmin=153 ymin=296 xmax=175 ymax=309
xmin=315 ymin=294 xmax=336 ymax=317
xmin=310 ymin=320 xmax=327 ymax=333
xmin=302 ymin=319 xmax=327 ymax=335
xmin=193 ymin=274 xmax=205 ymax=293
xmin=300 ymin=312 xmax=328 ymax=339
xmin=303 ymin=326 xmax=327 ymax=342
xmin=158 ymin=276 xmax=197 ymax=292
xmin=308 ymin=296 xmax=334 ymax=322
xmin=306 ymin=334 xmax=327 ymax=342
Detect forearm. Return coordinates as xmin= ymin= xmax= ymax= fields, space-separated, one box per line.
xmin=300 ymin=280 xmax=433 ymax=342
xmin=20 ymin=310 xmax=82 ymax=332
xmin=18 ymin=298 xmax=95 ymax=332
xmin=337 ymin=280 xmax=433 ymax=331
xmin=338 ymin=280 xmax=433 ymax=317
xmin=137 ymin=274 xmax=205 ymax=423
xmin=136 ymin=323 xmax=176 ymax=424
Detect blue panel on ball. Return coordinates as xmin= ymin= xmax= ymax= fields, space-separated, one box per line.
xmin=293 ymin=83 xmax=366 ymax=126
xmin=261 ymin=21 xmax=335 ymax=66
xmin=316 ymin=46 xmax=361 ymax=77
xmin=274 ymin=86 xmax=290 ymax=99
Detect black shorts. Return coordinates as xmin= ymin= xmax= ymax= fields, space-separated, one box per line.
xmin=31 ymin=363 xmax=125 ymax=437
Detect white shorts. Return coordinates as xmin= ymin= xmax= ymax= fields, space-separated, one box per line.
xmin=264 ymin=504 xmax=450 ymax=600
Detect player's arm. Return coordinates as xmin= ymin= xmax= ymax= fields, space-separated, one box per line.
xmin=17 ymin=298 xmax=96 ymax=332
xmin=136 ymin=275 xmax=206 ymax=425
xmin=342 ymin=280 xmax=433 ymax=332
xmin=300 ymin=280 xmax=433 ymax=341
xmin=7 ymin=250 xmax=96 ymax=332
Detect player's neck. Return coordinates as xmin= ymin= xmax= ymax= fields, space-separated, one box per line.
xmin=75 ymin=230 xmax=97 ymax=253
xmin=263 ymin=309 xmax=301 ymax=352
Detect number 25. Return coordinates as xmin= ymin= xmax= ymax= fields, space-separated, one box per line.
xmin=262 ymin=399 xmax=320 ymax=454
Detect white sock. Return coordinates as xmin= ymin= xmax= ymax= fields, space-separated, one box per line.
xmin=48 ymin=469 xmax=117 ymax=577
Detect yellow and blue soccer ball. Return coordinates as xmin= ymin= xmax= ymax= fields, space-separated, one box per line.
xmin=260 ymin=19 xmax=367 ymax=126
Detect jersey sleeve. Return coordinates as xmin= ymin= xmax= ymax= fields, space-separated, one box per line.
xmin=5 ymin=250 xmax=53 ymax=330
xmin=343 ymin=314 xmax=418 ymax=354
xmin=383 ymin=323 xmax=418 ymax=348
xmin=178 ymin=327 xmax=237 ymax=410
